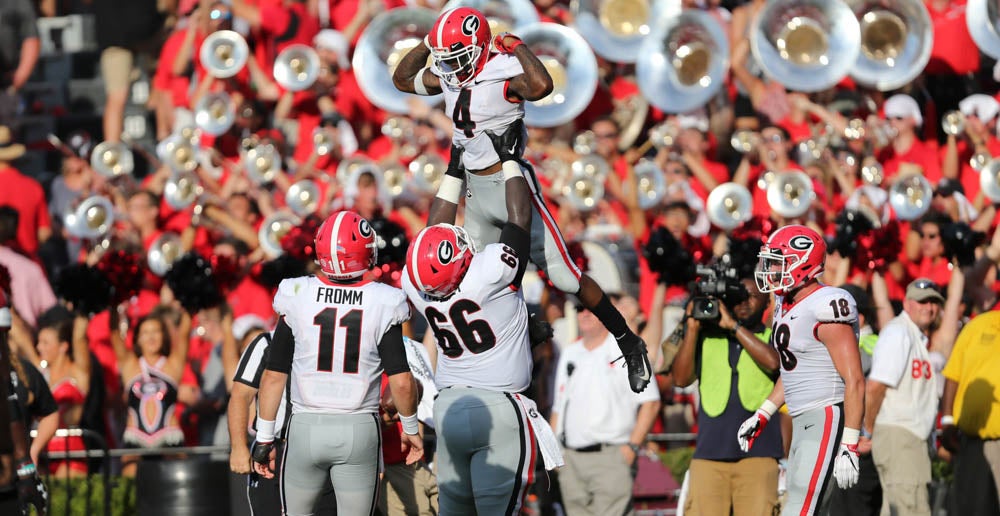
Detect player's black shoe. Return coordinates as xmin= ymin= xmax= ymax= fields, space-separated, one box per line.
xmin=613 ymin=335 xmax=653 ymax=393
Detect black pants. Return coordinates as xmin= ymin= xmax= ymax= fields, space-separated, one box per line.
xmin=824 ymin=452 xmax=881 ymax=516
xmin=951 ymin=434 xmax=1000 ymax=516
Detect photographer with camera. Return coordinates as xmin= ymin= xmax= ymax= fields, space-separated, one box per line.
xmin=669 ymin=263 xmax=782 ymax=515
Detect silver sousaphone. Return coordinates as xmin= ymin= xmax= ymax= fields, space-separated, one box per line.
xmin=352 ymin=8 xmax=442 ymax=114
xmin=706 ymin=182 xmax=753 ymax=231
xmin=200 ymin=30 xmax=249 ymax=79
xmin=750 ymin=0 xmax=861 ymax=92
xmin=441 ymin=0 xmax=540 ymax=36
xmin=846 ymin=0 xmax=932 ymax=91
xmin=636 ymin=9 xmax=730 ymax=114
xmin=968 ymin=0 xmax=1000 ymax=60
xmin=521 ymin=22 xmax=599 ymax=128
xmin=570 ymin=0 xmax=673 ymax=63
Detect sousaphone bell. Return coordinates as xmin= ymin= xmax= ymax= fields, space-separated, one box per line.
xmin=195 ymin=92 xmax=236 ymax=137
xmin=90 ymin=141 xmax=134 ymax=179
xmin=352 ymin=8 xmax=443 ymax=114
xmin=750 ymin=0 xmax=861 ymax=92
xmin=200 ymin=30 xmax=249 ymax=79
xmin=980 ymin=158 xmax=1000 ymax=203
xmin=846 ymin=0 xmax=932 ymax=91
xmin=967 ymin=0 xmax=1000 ymax=60
xmin=410 ymin=154 xmax=446 ymax=195
xmin=520 ymin=23 xmax=599 ymax=128
xmin=148 ymin=232 xmax=185 ymax=277
xmin=706 ymin=182 xmax=753 ymax=230
xmin=244 ymin=143 xmax=280 ymax=185
xmin=285 ymin=180 xmax=321 ymax=217
xmin=571 ymin=0 xmax=672 ymax=63
xmin=563 ymin=168 xmax=606 ymax=212
xmin=888 ymin=173 xmax=933 ymax=220
xmin=157 ymin=135 xmax=198 ymax=174
xmin=274 ymin=44 xmax=321 ymax=92
xmin=163 ymin=172 xmax=203 ymax=210
xmin=637 ymin=9 xmax=730 ymax=114
xmin=258 ymin=211 xmax=303 ymax=259
xmin=64 ymin=196 xmax=115 ymax=239
xmin=767 ymin=171 xmax=816 ymax=218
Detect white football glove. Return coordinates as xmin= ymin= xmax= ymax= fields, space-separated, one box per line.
xmin=833 ymin=429 xmax=861 ymax=489
xmin=737 ymin=400 xmax=778 ymax=452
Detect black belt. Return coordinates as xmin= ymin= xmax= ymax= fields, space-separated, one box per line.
xmin=569 ymin=443 xmax=612 ymax=453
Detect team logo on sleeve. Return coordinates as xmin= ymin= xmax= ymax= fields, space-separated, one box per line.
xmin=461 ymin=15 xmax=480 ymax=36
xmin=438 ymin=241 xmax=455 ymax=264
xmin=359 ymin=219 xmax=373 ymax=237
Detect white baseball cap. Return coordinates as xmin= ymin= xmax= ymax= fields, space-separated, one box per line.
xmin=883 ymin=94 xmax=923 ymax=126
xmin=959 ymin=94 xmax=1000 ymax=123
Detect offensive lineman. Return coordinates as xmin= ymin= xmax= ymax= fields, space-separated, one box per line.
xmin=252 ymin=210 xmax=424 ymax=516
xmin=402 ymin=221 xmax=562 ymax=516
xmin=736 ymin=225 xmax=866 ymax=515
xmin=392 ymin=6 xmax=653 ymax=394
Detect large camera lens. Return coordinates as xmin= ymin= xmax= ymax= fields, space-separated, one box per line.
xmin=692 ymin=296 xmax=720 ymax=321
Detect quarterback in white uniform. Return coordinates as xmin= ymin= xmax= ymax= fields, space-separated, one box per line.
xmin=392 ymin=6 xmax=653 ymax=395
xmin=736 ymin=225 xmax=866 ymax=516
xmin=252 ymin=211 xmax=423 ymax=516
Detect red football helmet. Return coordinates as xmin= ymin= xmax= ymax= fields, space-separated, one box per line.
xmin=426 ymin=7 xmax=491 ymax=88
xmin=314 ymin=211 xmax=378 ymax=281
xmin=406 ymin=224 xmax=474 ymax=298
xmin=755 ymin=224 xmax=826 ymax=295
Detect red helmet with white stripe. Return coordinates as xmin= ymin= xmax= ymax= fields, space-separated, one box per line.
xmin=406 ymin=224 xmax=474 ymax=298
xmin=427 ymin=7 xmax=491 ymax=88
xmin=755 ymin=224 xmax=826 ymax=296
xmin=315 ymin=211 xmax=378 ymax=281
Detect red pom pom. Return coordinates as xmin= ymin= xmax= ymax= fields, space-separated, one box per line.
xmin=96 ymin=250 xmax=145 ymax=305
xmin=731 ymin=216 xmax=775 ymax=242
xmin=209 ymin=254 xmax=244 ymax=294
xmin=281 ymin=216 xmax=322 ymax=262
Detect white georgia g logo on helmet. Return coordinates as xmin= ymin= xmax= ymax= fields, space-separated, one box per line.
xmin=437 ymin=240 xmax=455 ymax=264
xmin=461 ymin=15 xmax=480 ymax=37
xmin=788 ymin=235 xmax=813 ymax=251
xmin=358 ymin=219 xmax=373 ymax=237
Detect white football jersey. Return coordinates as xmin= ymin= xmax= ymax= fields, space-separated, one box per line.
xmin=432 ymin=54 xmax=525 ymax=171
xmin=772 ymin=285 xmax=859 ymax=416
xmin=272 ymin=276 xmax=410 ymax=415
xmin=402 ymin=243 xmax=532 ymax=393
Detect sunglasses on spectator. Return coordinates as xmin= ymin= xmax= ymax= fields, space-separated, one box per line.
xmin=594 ymin=132 xmax=618 ymax=140
xmin=911 ymin=279 xmax=937 ymax=290
xmin=210 ymin=9 xmax=231 ymax=21
xmin=762 ymin=133 xmax=783 ymax=143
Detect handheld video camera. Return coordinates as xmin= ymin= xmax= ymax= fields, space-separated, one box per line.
xmin=690 ymin=257 xmax=748 ymax=322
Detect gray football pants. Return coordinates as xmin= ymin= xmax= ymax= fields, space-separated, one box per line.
xmin=434 ymin=386 xmax=536 ymax=516
xmin=280 ymin=412 xmax=382 ymax=516
xmin=784 ymin=404 xmax=844 ymax=516
xmin=464 ymin=162 xmax=582 ymax=294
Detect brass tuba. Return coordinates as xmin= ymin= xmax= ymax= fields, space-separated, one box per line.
xmin=570 ymin=0 xmax=673 ymax=63
xmin=147 ymin=232 xmax=185 ymax=277
xmin=766 ymin=171 xmax=815 ymax=218
xmin=200 ymin=30 xmax=249 ymax=79
xmin=520 ymin=23 xmax=599 ymax=128
xmin=90 ymin=141 xmax=134 ymax=179
xmin=846 ymin=0 xmax=933 ymax=91
xmin=636 ymin=9 xmax=730 ymax=114
xmin=64 ymin=196 xmax=115 ymax=239
xmin=258 ymin=211 xmax=302 ymax=259
xmin=750 ymin=0 xmax=861 ymax=92
xmin=274 ymin=44 xmax=321 ymax=92
xmin=410 ymin=154 xmax=447 ymax=195
xmin=194 ymin=92 xmax=236 ymax=137
xmin=563 ymin=168 xmax=606 ymax=212
xmin=888 ymin=173 xmax=933 ymax=220
xmin=352 ymin=8 xmax=442 ymax=114
xmin=706 ymin=182 xmax=753 ymax=230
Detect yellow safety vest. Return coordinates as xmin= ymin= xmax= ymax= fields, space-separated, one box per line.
xmin=699 ymin=329 xmax=775 ymax=418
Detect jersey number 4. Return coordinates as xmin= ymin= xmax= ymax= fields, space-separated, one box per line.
xmin=425 ymin=299 xmax=496 ymax=358
xmin=313 ymin=308 xmax=362 ymax=373
xmin=453 ymin=89 xmax=476 ymax=138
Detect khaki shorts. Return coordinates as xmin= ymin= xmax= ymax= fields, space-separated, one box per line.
xmin=872 ymin=424 xmax=931 ymax=516
xmin=100 ymin=46 xmax=134 ymax=95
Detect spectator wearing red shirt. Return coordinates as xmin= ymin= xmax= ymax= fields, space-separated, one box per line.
xmin=904 ymin=211 xmax=954 ymax=288
xmin=941 ymin=94 xmax=1000 ymax=202
xmin=924 ymin=0 xmax=980 ymax=138
xmin=0 ymin=127 xmax=50 ymax=256
xmin=151 ymin=0 xmax=200 ymax=138
xmin=674 ymin=114 xmax=730 ymax=203
xmin=231 ymin=0 xmax=320 ymax=74
xmin=878 ymin=94 xmax=942 ymax=184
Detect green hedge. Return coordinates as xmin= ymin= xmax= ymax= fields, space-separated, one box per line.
xmin=41 ymin=476 xmax=136 ymax=516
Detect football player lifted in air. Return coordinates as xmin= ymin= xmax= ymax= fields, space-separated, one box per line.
xmin=737 ymin=225 xmax=866 ymax=515
xmin=252 ymin=211 xmax=423 ymax=516
xmin=392 ymin=6 xmax=652 ymax=393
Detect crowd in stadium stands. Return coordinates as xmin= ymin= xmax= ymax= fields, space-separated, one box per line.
xmin=1 ymin=0 xmax=1000 ymax=514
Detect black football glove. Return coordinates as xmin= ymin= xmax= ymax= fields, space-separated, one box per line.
xmin=528 ymin=313 xmax=554 ymax=348
xmin=16 ymin=458 xmax=47 ymax=516
xmin=487 ymin=119 xmax=525 ymax=163
xmin=251 ymin=441 xmax=275 ymax=472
